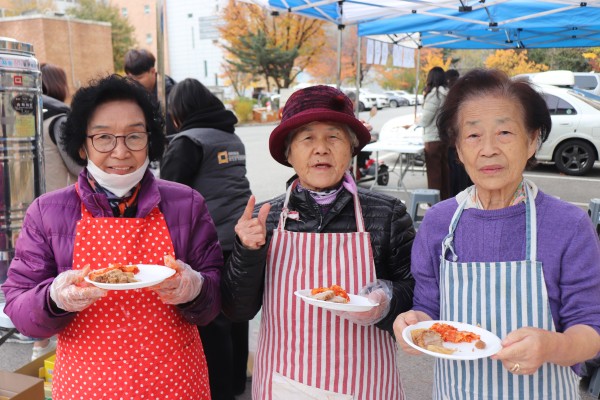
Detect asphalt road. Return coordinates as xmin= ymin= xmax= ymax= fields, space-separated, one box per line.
xmin=1 ymin=105 xmax=598 ymax=399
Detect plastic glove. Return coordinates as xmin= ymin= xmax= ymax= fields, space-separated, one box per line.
xmin=49 ymin=266 xmax=107 ymax=312
xmin=151 ymin=256 xmax=204 ymax=305
xmin=334 ymin=279 xmax=393 ymax=326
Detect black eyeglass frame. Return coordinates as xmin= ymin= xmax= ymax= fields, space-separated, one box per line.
xmin=86 ymin=132 xmax=150 ymax=153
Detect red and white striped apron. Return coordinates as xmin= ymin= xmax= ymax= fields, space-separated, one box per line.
xmin=253 ymin=181 xmax=404 ymax=399
xmin=52 ymin=192 xmax=210 ymax=400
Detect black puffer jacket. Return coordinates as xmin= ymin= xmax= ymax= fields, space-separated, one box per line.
xmin=222 ymin=185 xmax=415 ymax=336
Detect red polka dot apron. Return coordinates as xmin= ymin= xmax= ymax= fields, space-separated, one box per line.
xmin=253 ymin=181 xmax=404 ymax=399
xmin=52 ymin=195 xmax=210 ymax=400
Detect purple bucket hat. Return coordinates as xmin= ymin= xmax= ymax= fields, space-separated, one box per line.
xmin=269 ymin=85 xmax=371 ymax=166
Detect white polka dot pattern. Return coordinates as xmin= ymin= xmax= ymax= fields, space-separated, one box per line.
xmin=53 ymin=206 xmax=210 ymax=399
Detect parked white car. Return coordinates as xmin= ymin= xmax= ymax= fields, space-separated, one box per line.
xmin=386 ymin=90 xmax=422 ymax=105
xmin=535 ymin=83 xmax=600 ymax=175
xmin=342 ymin=89 xmax=377 ymax=112
xmin=360 ymin=89 xmax=389 ymax=109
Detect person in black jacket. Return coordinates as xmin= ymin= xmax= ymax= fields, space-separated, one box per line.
xmin=222 ymin=85 xmax=415 ymax=399
xmin=124 ymin=49 xmax=177 ymax=135
xmin=161 ymin=78 xmax=251 ymax=400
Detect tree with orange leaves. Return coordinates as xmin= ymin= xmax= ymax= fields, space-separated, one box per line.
xmin=303 ymin=25 xmax=371 ymax=86
xmin=219 ymin=0 xmax=326 ymax=90
xmin=484 ymin=49 xmax=548 ymax=76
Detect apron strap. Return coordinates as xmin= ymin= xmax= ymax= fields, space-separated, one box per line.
xmin=442 ymin=181 xmax=538 ymax=262
xmin=279 ymin=178 xmax=366 ymax=232
xmin=524 ymin=182 xmax=537 ymax=262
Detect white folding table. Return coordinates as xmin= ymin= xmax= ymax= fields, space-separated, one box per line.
xmin=362 ymin=140 xmax=425 ymax=192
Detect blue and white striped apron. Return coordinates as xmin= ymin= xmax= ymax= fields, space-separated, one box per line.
xmin=434 ymin=185 xmax=580 ymax=399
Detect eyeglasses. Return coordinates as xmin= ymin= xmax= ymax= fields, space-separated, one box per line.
xmin=86 ymin=132 xmax=149 ymax=153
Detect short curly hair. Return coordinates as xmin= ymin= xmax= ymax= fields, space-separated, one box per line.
xmin=62 ymin=74 xmax=165 ymax=166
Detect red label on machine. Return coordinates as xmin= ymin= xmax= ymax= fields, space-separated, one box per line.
xmin=13 ymin=75 xmax=23 ymax=85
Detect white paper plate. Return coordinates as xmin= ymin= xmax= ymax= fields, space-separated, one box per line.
xmin=294 ymin=289 xmax=379 ymax=312
xmin=84 ymin=264 xmax=176 ymax=290
xmin=402 ymin=320 xmax=502 ymax=360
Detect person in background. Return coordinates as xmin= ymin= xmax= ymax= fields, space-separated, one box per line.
xmin=2 ymin=75 xmax=222 ymax=399
xmin=41 ymin=63 xmax=83 ymax=192
xmin=394 ymin=69 xmax=600 ymax=399
xmin=161 ymin=78 xmax=251 ymax=399
xmin=444 ymin=68 xmax=472 ymax=196
xmin=420 ymin=66 xmax=450 ymax=200
xmin=222 ymin=85 xmax=415 ymax=399
xmin=124 ymin=48 xmax=177 ymax=135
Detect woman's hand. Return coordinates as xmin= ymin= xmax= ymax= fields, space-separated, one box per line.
xmin=492 ymin=327 xmax=554 ymax=375
xmin=49 ymin=265 xmax=107 ymax=312
xmin=150 ymin=256 xmax=204 ymax=305
xmin=492 ymin=325 xmax=600 ymax=375
xmin=393 ymin=310 xmax=433 ymax=355
xmin=235 ymin=195 xmax=271 ymax=250
xmin=335 ymin=280 xmax=392 ymax=326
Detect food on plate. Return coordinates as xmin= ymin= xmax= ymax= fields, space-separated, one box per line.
xmin=411 ymin=328 xmax=456 ymax=355
xmin=310 ymin=285 xmax=350 ymax=304
xmin=429 ymin=322 xmax=481 ymax=344
xmin=410 ymin=323 xmax=486 ymax=355
xmin=88 ymin=263 xmax=140 ymax=284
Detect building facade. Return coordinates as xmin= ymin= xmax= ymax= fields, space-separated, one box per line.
xmin=0 ymin=15 xmax=114 ymax=95
xmin=165 ymin=0 xmax=226 ymax=87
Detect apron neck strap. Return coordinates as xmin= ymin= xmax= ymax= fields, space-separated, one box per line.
xmin=279 ymin=179 xmax=366 ymax=232
xmin=443 ymin=182 xmax=537 ymax=262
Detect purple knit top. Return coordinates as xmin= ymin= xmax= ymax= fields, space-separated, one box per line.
xmin=411 ymin=190 xmax=600 ymax=338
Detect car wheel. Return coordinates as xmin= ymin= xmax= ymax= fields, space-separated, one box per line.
xmin=553 ymin=140 xmax=596 ymax=176
xmin=358 ymin=102 xmax=365 ymax=112
xmin=390 ymin=100 xmax=398 ymax=108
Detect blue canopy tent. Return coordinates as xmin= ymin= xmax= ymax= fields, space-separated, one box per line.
xmin=263 ymin=0 xmax=600 ymax=107
xmin=266 ymin=1 xmax=600 ymax=50
xmin=358 ymin=1 xmax=600 ymax=49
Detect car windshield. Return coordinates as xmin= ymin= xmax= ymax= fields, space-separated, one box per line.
xmin=569 ymin=88 xmax=600 ymax=111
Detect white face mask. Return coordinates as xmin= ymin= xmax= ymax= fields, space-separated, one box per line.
xmin=86 ymin=157 xmax=150 ymax=197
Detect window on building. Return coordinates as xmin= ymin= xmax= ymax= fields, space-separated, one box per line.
xmin=198 ymin=16 xmax=219 ymax=40
xmin=122 ymin=7 xmax=128 ymax=17
xmin=144 ymin=5 xmax=151 ymax=14
xmin=146 ymin=34 xmax=153 ymax=44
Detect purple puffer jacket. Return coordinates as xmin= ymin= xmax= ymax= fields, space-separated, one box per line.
xmin=2 ymin=169 xmax=223 ymax=338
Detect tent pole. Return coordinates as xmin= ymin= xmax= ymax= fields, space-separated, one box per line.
xmin=353 ymin=31 xmax=361 ymax=178
xmin=155 ymin=0 xmax=166 ymax=131
xmin=414 ymin=46 xmax=421 ymax=121
xmin=337 ymin=26 xmax=343 ymax=89
xmin=355 ymin=34 xmax=361 ymax=115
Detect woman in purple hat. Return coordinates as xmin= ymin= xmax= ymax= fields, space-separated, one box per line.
xmin=222 ymin=85 xmax=415 ymax=399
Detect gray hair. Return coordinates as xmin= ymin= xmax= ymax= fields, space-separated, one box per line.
xmin=283 ymin=123 xmax=360 ymax=160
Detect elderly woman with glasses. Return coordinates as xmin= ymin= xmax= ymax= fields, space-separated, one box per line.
xmin=1 ymin=75 xmax=222 ymax=400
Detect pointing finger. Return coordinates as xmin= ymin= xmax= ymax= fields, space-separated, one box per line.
xmin=239 ymin=195 xmax=256 ymax=222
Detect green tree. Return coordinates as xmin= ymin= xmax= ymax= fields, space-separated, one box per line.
xmin=224 ymin=31 xmax=299 ymax=91
xmin=67 ymin=0 xmax=136 ymax=72
xmin=528 ymin=48 xmax=592 ymax=72
xmin=219 ymin=0 xmax=326 ymax=90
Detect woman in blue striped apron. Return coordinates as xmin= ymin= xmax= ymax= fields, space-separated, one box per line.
xmin=394 ymin=69 xmax=600 ymax=399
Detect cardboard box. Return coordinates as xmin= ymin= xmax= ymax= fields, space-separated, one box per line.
xmin=0 ymin=371 xmax=43 ymax=400
xmin=0 ymin=350 xmax=55 ymax=400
